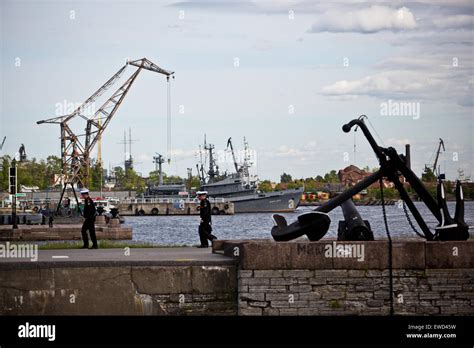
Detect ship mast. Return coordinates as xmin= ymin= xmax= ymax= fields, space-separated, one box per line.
xmin=242 ymin=137 xmax=252 ymax=178
xmin=204 ymin=135 xmax=219 ymax=183
xmin=153 ymin=153 xmax=165 ymax=185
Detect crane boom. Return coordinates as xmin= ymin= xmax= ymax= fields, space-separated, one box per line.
xmin=433 ymin=138 xmax=445 ymax=176
xmin=226 ymin=137 xmax=240 ymax=175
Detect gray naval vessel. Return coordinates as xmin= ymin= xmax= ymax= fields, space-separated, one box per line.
xmin=197 ymin=137 xmax=303 ymax=213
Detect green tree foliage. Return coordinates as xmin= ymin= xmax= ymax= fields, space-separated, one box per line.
xmin=148 ymin=170 xmax=184 ymax=185
xmin=116 ymin=167 xmax=145 ymax=193
xmin=280 ymin=172 xmax=293 ymax=183
xmin=0 ymin=155 xmax=63 ymax=191
xmin=186 ymin=176 xmax=201 ymax=191
xmin=258 ymin=180 xmax=273 ymax=192
xmin=89 ymin=160 xmax=104 ymax=191
xmin=323 ymin=170 xmax=339 ymax=183
xmin=421 ymin=167 xmax=437 ymax=182
xmin=0 ymin=155 xmax=12 ymax=191
xmin=368 ymin=187 xmax=399 ymax=200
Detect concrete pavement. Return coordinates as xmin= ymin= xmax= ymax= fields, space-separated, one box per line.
xmin=0 ymin=246 xmax=236 ymax=269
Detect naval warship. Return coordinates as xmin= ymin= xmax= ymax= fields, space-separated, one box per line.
xmin=197 ymin=137 xmax=303 ymax=213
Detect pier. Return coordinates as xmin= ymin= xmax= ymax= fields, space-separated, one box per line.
xmin=118 ymin=197 xmax=234 ymax=216
xmin=0 ymin=217 xmax=132 ymax=241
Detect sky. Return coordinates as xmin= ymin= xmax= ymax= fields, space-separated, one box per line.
xmin=0 ymin=0 xmax=473 ymax=182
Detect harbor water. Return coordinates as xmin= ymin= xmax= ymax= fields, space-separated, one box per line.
xmin=124 ymin=201 xmax=474 ymax=246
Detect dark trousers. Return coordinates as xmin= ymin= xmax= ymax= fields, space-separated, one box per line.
xmin=198 ymin=222 xmax=216 ymax=247
xmin=81 ymin=218 xmax=97 ymax=247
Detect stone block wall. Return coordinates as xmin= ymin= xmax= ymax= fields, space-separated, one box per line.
xmin=237 ymin=268 xmax=473 ymax=316
xmin=213 ymin=240 xmax=474 ymax=316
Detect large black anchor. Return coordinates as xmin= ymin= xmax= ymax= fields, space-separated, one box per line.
xmin=271 ymin=116 xmax=470 ymax=242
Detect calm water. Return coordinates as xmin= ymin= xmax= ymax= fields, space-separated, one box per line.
xmin=123 ymin=201 xmax=474 ymax=245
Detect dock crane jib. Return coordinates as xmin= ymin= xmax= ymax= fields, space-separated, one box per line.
xmin=0 ymin=136 xmax=5 ymax=151
xmin=226 ymin=137 xmax=241 ymax=175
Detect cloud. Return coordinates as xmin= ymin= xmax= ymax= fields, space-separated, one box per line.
xmin=309 ymin=5 xmax=417 ymax=33
xmin=432 ymin=14 xmax=474 ymax=30
xmin=321 ymin=70 xmax=439 ymax=99
xmin=457 ymin=80 xmax=474 ymax=107
xmin=321 ymin=49 xmax=473 ymax=106
xmin=386 ymin=138 xmax=411 ymax=147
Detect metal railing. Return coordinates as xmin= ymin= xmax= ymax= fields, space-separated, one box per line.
xmin=120 ymin=197 xmax=228 ymax=204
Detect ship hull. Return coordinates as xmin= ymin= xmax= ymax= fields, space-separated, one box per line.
xmin=226 ymin=189 xmax=303 ymax=213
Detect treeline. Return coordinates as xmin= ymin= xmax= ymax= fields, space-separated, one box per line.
xmin=1 ymin=155 xmax=472 ymax=200
xmin=257 ymin=170 xmax=474 ymax=200
xmin=258 ymin=171 xmax=341 ymax=193
xmin=0 ymin=155 xmax=62 ymax=191
xmin=0 ymin=155 xmax=201 ymax=194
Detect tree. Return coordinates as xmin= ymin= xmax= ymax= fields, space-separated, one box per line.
xmin=258 ymin=180 xmax=273 ymax=192
xmin=280 ymin=173 xmax=293 ymax=183
xmin=421 ymin=167 xmax=437 ymax=182
xmin=323 ymin=170 xmax=339 ymax=183
xmin=148 ymin=170 xmax=160 ymax=184
xmin=0 ymin=155 xmax=11 ymax=191
xmin=186 ymin=176 xmax=201 ymax=191
xmin=89 ymin=160 xmax=104 ymax=192
xmin=121 ymin=168 xmax=145 ymax=193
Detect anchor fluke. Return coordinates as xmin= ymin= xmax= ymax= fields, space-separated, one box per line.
xmin=434 ymin=180 xmax=469 ymax=241
xmin=271 ymin=212 xmax=330 ymax=242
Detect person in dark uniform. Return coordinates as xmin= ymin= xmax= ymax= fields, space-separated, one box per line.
xmin=197 ymin=191 xmax=217 ymax=248
xmin=80 ymin=188 xmax=98 ymax=249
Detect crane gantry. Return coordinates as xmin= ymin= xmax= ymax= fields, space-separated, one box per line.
xmin=37 ymin=58 xmax=174 ymax=211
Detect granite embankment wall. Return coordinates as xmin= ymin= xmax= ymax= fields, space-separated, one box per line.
xmin=215 ymin=240 xmax=474 ymax=316
xmin=0 ymin=264 xmax=237 ymax=315
xmin=0 ymin=240 xmax=472 ymax=315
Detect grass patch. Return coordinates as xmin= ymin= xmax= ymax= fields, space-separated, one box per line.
xmin=37 ymin=241 xmax=187 ymax=250
xmin=329 ymin=299 xmax=341 ymax=309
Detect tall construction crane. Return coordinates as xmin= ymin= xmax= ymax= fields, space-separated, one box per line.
xmin=37 ymin=58 xmax=174 ymax=211
xmin=0 ymin=136 xmax=5 ymax=151
xmin=425 ymin=138 xmax=445 ymax=179
xmin=226 ymin=137 xmax=242 ymax=176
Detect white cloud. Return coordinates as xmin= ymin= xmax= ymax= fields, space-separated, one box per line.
xmin=321 ymin=49 xmax=473 ymax=106
xmin=386 ymin=138 xmax=411 ymax=147
xmin=309 ymin=5 xmax=417 ymax=33
xmin=432 ymin=14 xmax=473 ymax=29
xmin=321 ymin=71 xmax=439 ymax=99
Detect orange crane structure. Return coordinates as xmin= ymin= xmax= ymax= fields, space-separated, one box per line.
xmin=37 ymin=58 xmax=174 ymax=212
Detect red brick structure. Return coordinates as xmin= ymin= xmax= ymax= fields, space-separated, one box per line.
xmin=337 ymin=165 xmax=372 ymax=186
